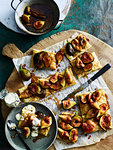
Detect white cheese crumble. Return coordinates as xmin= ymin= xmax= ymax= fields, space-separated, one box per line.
xmin=16 ymin=113 xmax=24 ymax=121
xmin=32 ymin=117 xmax=41 ymax=127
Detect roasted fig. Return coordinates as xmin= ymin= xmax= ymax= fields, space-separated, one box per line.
xmin=69 ymin=128 xmax=78 ymax=143
xmin=24 ymin=6 xmax=31 ymax=15
xmin=33 ymin=21 xmax=45 ymax=29
xmin=99 ymin=114 xmax=112 ymax=131
xmin=83 ymin=63 xmax=93 ymax=72
xmin=91 ymin=90 xmax=101 ymax=101
xmin=39 ymin=79 xmax=51 ymax=88
xmin=23 ymin=127 xmax=30 ymax=138
xmin=19 ymin=64 xmax=31 ymax=81
xmin=22 ymin=14 xmax=30 ymax=23
xmin=66 ymin=42 xmax=75 ymax=56
xmin=41 ymin=116 xmax=52 ymax=129
xmin=28 ymin=83 xmax=41 ymax=94
xmin=82 ymin=120 xmax=96 ymax=134
xmin=50 ymin=82 xmax=61 ymax=90
xmin=19 ymin=89 xmax=32 ymax=99
xmin=71 ymin=39 xmax=82 ymax=51
xmin=37 ymin=89 xmax=46 ymax=98
xmin=65 ymin=67 xmax=73 ymax=84
xmin=62 ymin=99 xmax=76 ymax=109
xmin=81 ymin=52 xmax=94 ymax=64
xmin=59 ymin=121 xmax=73 ymax=130
xmin=79 ymin=94 xmax=90 ymax=104
xmin=58 ymin=128 xmax=69 ymax=139
xmin=43 ymin=53 xmax=51 ymax=68
xmin=71 ymin=116 xmax=82 ymax=127
xmin=75 ymin=57 xmax=85 ymax=68
xmin=49 ymin=73 xmax=58 ymax=83
xmin=86 ymin=108 xmax=98 ymax=119
xmin=61 ymin=112 xmax=75 ymax=117
xmin=97 ymin=103 xmax=108 ymax=118
xmin=56 ymin=50 xmax=64 ymax=64
xmin=77 ymin=34 xmax=87 ymax=48
xmin=58 ymin=114 xmax=71 ymax=123
xmin=33 ymin=53 xmax=44 ymax=69
xmin=58 ymin=74 xmax=66 ymax=87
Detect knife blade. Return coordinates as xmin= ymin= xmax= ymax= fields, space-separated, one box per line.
xmin=62 ymin=64 xmax=111 ymax=101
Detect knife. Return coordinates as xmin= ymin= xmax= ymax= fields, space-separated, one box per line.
xmin=62 ymin=64 xmax=111 ymax=101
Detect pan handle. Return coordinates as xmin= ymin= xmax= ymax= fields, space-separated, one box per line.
xmin=11 ymin=0 xmax=23 ymax=11
xmin=53 ymin=20 xmax=63 ymax=30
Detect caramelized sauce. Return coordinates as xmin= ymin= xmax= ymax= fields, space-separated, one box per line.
xmin=23 ymin=4 xmax=53 ymax=33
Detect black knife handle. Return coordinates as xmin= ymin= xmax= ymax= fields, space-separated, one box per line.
xmin=17 ymin=132 xmax=31 ymax=150
xmin=88 ymin=64 xmax=111 ymax=84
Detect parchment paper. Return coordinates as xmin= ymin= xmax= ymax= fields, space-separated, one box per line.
xmin=13 ymin=33 xmax=113 ymax=150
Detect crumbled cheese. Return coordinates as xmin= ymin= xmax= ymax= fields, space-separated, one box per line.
xmin=16 ymin=114 xmax=24 ymax=121
xmin=22 ymin=105 xmax=36 ymax=117
xmin=31 ymin=130 xmax=38 ymax=137
xmin=32 ymin=117 xmax=41 ymax=127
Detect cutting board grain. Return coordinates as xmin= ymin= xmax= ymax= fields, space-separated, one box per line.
xmin=2 ymin=30 xmax=113 ymax=150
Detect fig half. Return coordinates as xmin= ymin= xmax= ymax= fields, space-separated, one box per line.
xmin=86 ymin=108 xmax=98 ymax=119
xmin=97 ymin=103 xmax=108 ymax=117
xmin=81 ymin=52 xmax=94 ymax=64
xmin=55 ymin=50 xmax=64 ymax=63
xmin=75 ymin=57 xmax=85 ymax=69
xmin=59 ymin=121 xmax=73 ymax=130
xmin=28 ymin=83 xmax=41 ymax=94
xmin=71 ymin=116 xmax=82 ymax=127
xmin=58 ymin=128 xmax=69 ymax=139
xmin=23 ymin=127 xmax=30 ymax=138
xmin=82 ymin=120 xmax=96 ymax=134
xmin=91 ymin=90 xmax=101 ymax=101
xmin=69 ymin=128 xmax=78 ymax=143
xmin=39 ymin=79 xmax=51 ymax=89
xmin=58 ymin=74 xmax=66 ymax=87
xmin=99 ymin=114 xmax=112 ymax=131
xmin=49 ymin=73 xmax=58 ymax=83
xmin=41 ymin=116 xmax=52 ymax=129
xmin=65 ymin=67 xmax=73 ymax=84
xmin=61 ymin=112 xmax=75 ymax=117
xmin=33 ymin=53 xmax=44 ymax=69
xmin=58 ymin=114 xmax=71 ymax=123
xmin=83 ymin=63 xmax=93 ymax=72
xmin=50 ymin=82 xmax=61 ymax=90
xmin=62 ymin=99 xmax=76 ymax=109
xmin=43 ymin=53 xmax=51 ymax=68
xmin=66 ymin=43 xmax=75 ymax=56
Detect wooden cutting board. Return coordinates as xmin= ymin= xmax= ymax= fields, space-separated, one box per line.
xmin=2 ymin=30 xmax=113 ymax=150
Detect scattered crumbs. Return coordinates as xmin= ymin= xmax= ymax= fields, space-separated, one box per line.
xmin=32 ymin=70 xmax=34 ymax=72
xmin=94 ymin=88 xmax=97 ymax=90
xmin=57 ymin=69 xmax=59 ymax=72
xmin=105 ymin=94 xmax=108 ymax=100
xmin=23 ymin=64 xmax=26 ymax=67
xmin=41 ymin=74 xmax=43 ymax=76
xmin=88 ymin=135 xmax=91 ymax=139
xmin=85 ymin=134 xmax=87 ymax=136
xmin=80 ymin=132 xmax=84 ymax=135
xmin=88 ymin=89 xmax=90 ymax=91
xmin=84 ymin=75 xmax=88 ymax=78
xmin=71 ymin=95 xmax=75 ymax=99
xmin=58 ymin=64 xmax=60 ymax=67
xmin=57 ymin=94 xmax=60 ymax=96
xmin=86 ymin=38 xmax=89 ymax=42
xmin=53 ymin=111 xmax=57 ymax=116
xmin=55 ymin=51 xmax=56 ymax=53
